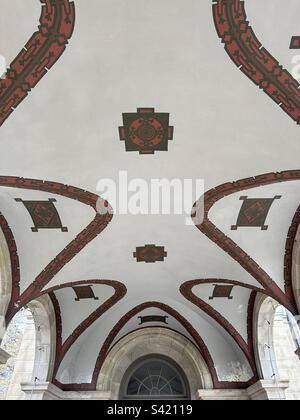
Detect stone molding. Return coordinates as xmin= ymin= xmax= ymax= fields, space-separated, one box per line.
xmin=197 ymin=389 xmax=248 ymax=400
xmin=21 ymin=382 xmax=111 ymax=401
xmin=197 ymin=380 xmax=289 ymax=400
xmin=247 ymin=380 xmax=289 ymax=401
xmin=21 ymin=379 xmax=289 ymax=400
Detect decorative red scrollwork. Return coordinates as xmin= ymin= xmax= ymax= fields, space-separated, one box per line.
xmin=213 ymin=0 xmax=300 ymax=124
xmin=0 ymin=0 xmax=75 ymax=127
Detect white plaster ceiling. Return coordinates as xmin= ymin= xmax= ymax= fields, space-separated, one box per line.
xmin=0 ymin=0 xmax=300 ymax=385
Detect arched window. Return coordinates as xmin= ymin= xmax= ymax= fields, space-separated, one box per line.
xmin=120 ymin=355 xmax=190 ymax=400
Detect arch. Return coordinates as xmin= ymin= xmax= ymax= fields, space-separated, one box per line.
xmin=291 ymin=221 xmax=300 ymax=313
xmin=0 ymin=0 xmax=76 ymax=127
xmin=213 ymin=0 xmax=300 ymax=124
xmin=253 ymin=293 xmax=281 ymax=380
xmin=0 ymin=175 xmax=113 ymax=323
xmin=0 ymin=220 xmax=13 ymax=342
xmin=253 ymin=293 xmax=300 ymax=399
xmin=193 ymin=170 xmax=300 ymax=314
xmin=96 ymin=328 xmax=213 ymax=400
xmin=92 ymin=301 xmax=218 ymax=389
xmin=40 ymin=280 xmax=127 ymax=378
xmin=0 ymin=295 xmax=56 ymax=399
xmin=26 ymin=295 xmax=57 ymax=383
xmin=180 ymin=279 xmax=260 ymax=375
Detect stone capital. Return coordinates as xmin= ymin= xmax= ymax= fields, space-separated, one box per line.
xmin=247 ymin=380 xmax=289 ymax=400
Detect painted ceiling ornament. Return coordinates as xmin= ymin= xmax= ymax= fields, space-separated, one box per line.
xmin=119 ymin=108 xmax=174 ymax=154
xmin=138 ymin=315 xmax=169 ymax=325
xmin=133 ymin=244 xmax=167 ymax=263
xmin=213 ymin=0 xmax=300 ymax=124
xmin=231 ymin=196 xmax=282 ymax=231
xmin=290 ymin=36 xmax=300 ymax=49
xmin=15 ymin=198 xmax=68 ymax=232
xmin=209 ymin=285 xmax=234 ymax=300
xmin=73 ymin=285 xmax=99 ymax=302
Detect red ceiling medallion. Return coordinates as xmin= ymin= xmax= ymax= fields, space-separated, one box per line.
xmin=133 ymin=244 xmax=167 ymax=263
xmin=0 ymin=0 xmax=75 ymax=127
xmin=119 ymin=108 xmax=174 ymax=155
xmin=213 ymin=0 xmax=300 ymax=124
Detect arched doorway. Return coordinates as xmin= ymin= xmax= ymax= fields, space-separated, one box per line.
xmin=97 ymin=328 xmax=213 ymax=399
xmin=253 ymin=294 xmax=300 ymax=400
xmin=119 ymin=355 xmax=190 ymax=400
xmin=0 ymin=296 xmax=56 ymax=400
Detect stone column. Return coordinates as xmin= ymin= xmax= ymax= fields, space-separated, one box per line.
xmin=295 ymin=315 xmax=300 ymax=359
xmin=247 ymin=380 xmax=289 ymax=400
xmin=5 ymin=313 xmax=36 ymax=400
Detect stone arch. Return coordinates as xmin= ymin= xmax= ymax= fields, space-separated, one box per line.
xmin=253 ymin=294 xmax=281 ymax=381
xmin=0 ymin=226 xmax=12 ymax=342
xmin=0 ymin=295 xmax=56 ymax=399
xmin=292 ymin=225 xmax=300 ymax=313
xmin=26 ymin=295 xmax=57 ymax=383
xmin=96 ymin=327 xmax=213 ymax=400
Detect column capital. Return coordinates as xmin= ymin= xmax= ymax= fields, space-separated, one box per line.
xmin=247 ymin=380 xmax=289 ymax=400
xmin=21 ymin=382 xmax=111 ymax=400
xmin=197 ymin=389 xmax=248 ymax=400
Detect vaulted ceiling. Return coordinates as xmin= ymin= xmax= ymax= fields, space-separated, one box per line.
xmin=0 ymin=0 xmax=300 ymax=390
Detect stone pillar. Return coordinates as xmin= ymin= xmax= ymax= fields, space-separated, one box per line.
xmin=247 ymin=380 xmax=289 ymax=400
xmin=0 ymin=347 xmax=10 ymax=364
xmin=295 ymin=316 xmax=300 ymax=352
xmin=5 ymin=313 xmax=36 ymax=400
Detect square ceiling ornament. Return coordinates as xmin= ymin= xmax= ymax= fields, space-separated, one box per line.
xmin=119 ymin=108 xmax=174 ymax=155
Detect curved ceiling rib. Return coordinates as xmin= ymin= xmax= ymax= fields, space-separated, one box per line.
xmin=213 ymin=0 xmax=300 ymax=124
xmin=284 ymin=204 xmax=300 ymax=304
xmin=42 ymin=280 xmax=127 ymax=379
xmin=0 ymin=212 xmax=20 ymax=315
xmin=79 ymin=301 xmax=256 ymax=391
xmin=53 ymin=301 xmax=221 ymax=391
xmin=0 ymin=0 xmax=75 ymax=127
xmin=180 ymin=279 xmax=259 ymax=374
xmin=193 ymin=170 xmax=300 ymax=314
xmin=0 ymin=176 xmax=113 ymax=323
